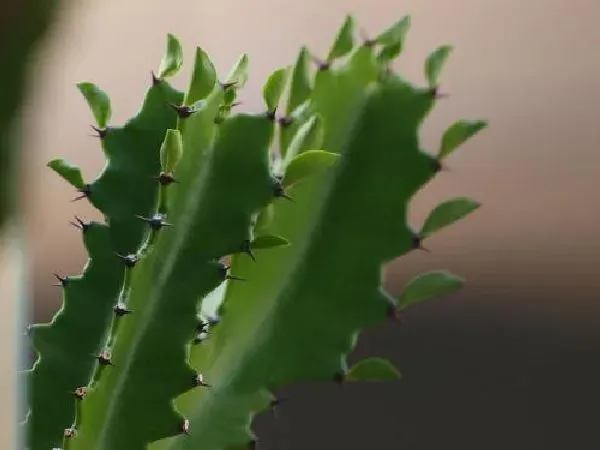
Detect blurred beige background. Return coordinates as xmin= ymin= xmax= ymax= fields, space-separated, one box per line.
xmin=5 ymin=0 xmax=600 ymax=446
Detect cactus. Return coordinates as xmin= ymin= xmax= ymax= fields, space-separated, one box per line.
xmin=20 ymin=15 xmax=488 ymax=450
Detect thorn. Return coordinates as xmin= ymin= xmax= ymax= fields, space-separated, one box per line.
xmin=226 ymin=274 xmax=245 ymax=281
xmin=240 ymin=240 xmax=256 ymax=262
xmin=136 ymin=214 xmax=171 ymax=230
xmin=411 ymin=233 xmax=430 ymax=252
xmin=96 ymin=350 xmax=112 ymax=366
xmin=116 ymin=253 xmax=139 ymax=268
xmin=69 ymin=215 xmax=90 ymax=232
xmin=151 ymin=71 xmax=161 ymax=85
xmin=218 ymin=262 xmax=244 ymax=281
xmin=169 ymin=103 xmax=196 ymax=119
xmin=156 ymin=172 xmax=178 ymax=186
xmin=64 ymin=427 xmax=76 ymax=439
xmin=429 ymin=86 xmax=450 ymax=99
xmin=90 ymin=125 xmax=108 ymax=139
xmin=277 ymin=116 xmax=294 ymax=127
xmin=113 ymin=303 xmax=132 ymax=317
xmin=52 ymin=273 xmax=69 ymax=287
xmin=266 ymin=110 xmax=277 ymax=122
xmin=192 ymin=372 xmax=210 ymax=387
xmin=386 ymin=302 xmax=402 ymax=323
xmin=270 ymin=397 xmax=286 ymax=419
xmin=219 ymin=80 xmax=237 ymax=90
xmin=73 ymin=386 xmax=89 ymax=400
xmin=310 ymin=54 xmax=330 ymax=71
xmin=273 ymin=177 xmax=294 ymax=202
xmin=333 ymin=372 xmax=346 ymax=385
xmin=180 ymin=419 xmax=190 ymax=435
xmin=359 ymin=28 xmax=376 ymax=47
xmin=71 ymin=184 xmax=92 ymax=202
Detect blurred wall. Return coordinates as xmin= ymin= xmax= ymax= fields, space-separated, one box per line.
xmin=11 ymin=0 xmax=600 ymax=448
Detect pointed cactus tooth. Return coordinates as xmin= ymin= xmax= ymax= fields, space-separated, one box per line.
xmin=184 ymin=47 xmax=217 ymax=105
xmin=262 ymin=66 xmax=289 ymax=116
xmin=47 ymin=159 xmax=86 ymax=191
xmin=286 ymin=46 xmax=311 ymax=115
xmin=420 ymin=197 xmax=481 ymax=239
xmin=160 ymin=129 xmax=183 ymax=174
xmin=438 ymin=119 xmax=488 ymax=160
xmin=424 ymin=45 xmax=453 ymax=90
xmin=77 ymin=82 xmax=111 ymax=129
xmin=374 ymin=15 xmax=411 ymax=47
xmin=326 ymin=14 xmax=356 ymax=63
xmin=224 ymin=53 xmax=249 ymax=90
xmin=63 ymin=427 xmax=76 ymax=438
xmin=345 ymin=358 xmax=401 ymax=382
xmin=157 ymin=33 xmax=184 ymax=79
xmin=397 ymin=271 xmax=464 ymax=310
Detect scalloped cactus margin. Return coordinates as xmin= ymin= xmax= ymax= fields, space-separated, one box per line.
xmin=20 ymin=14 xmax=488 ymax=450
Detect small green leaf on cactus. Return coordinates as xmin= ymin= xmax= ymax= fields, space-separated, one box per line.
xmin=375 ymin=16 xmax=411 ymax=46
xmin=286 ymin=47 xmax=312 ymax=115
xmin=327 ymin=15 xmax=356 ymax=62
xmin=438 ymin=119 xmax=488 ymax=159
xmin=263 ymin=67 xmax=289 ymax=113
xmin=282 ymin=150 xmax=340 ymax=188
xmin=76 ymin=82 xmax=111 ymax=128
xmin=157 ymin=33 xmax=184 ymax=79
xmin=377 ymin=42 xmax=403 ymax=64
xmin=397 ymin=270 xmax=464 ymax=309
xmin=424 ymin=45 xmax=453 ymax=88
xmin=346 ymin=357 xmax=401 ymax=381
xmin=225 ymin=54 xmax=249 ymax=89
xmin=250 ymin=235 xmax=290 ymax=250
xmin=47 ymin=159 xmax=85 ymax=190
xmin=159 ymin=129 xmax=183 ymax=173
xmin=420 ymin=197 xmax=481 ymax=238
xmin=184 ymin=47 xmax=217 ymax=105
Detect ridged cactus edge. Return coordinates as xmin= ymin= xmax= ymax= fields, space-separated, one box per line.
xmin=20 ymin=15 xmax=488 ymax=450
